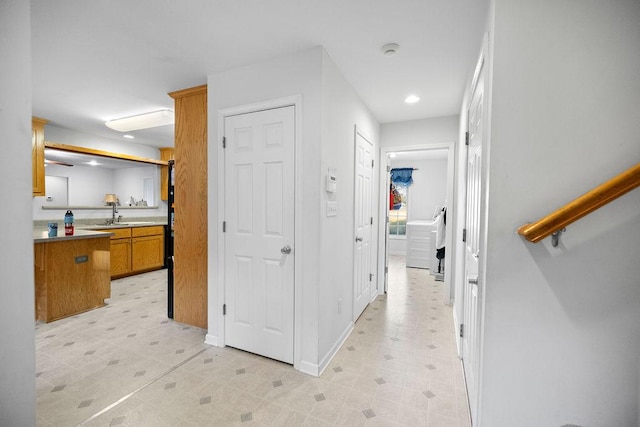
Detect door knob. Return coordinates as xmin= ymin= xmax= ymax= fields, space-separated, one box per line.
xmin=355 ymin=236 xmax=363 ymax=242
xmin=281 ymin=245 xmax=292 ymax=255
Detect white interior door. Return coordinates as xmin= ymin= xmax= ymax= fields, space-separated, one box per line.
xmin=224 ymin=106 xmax=295 ymax=364
xmin=462 ymin=59 xmax=485 ymax=423
xmin=353 ymin=130 xmax=374 ymax=321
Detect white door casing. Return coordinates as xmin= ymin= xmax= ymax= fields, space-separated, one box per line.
xmin=384 ymin=155 xmax=391 ymax=293
xmin=462 ymin=55 xmax=485 ymax=423
xmin=353 ymin=129 xmax=374 ymax=321
xmin=223 ymin=106 xmax=295 ymax=364
xmin=376 ymin=144 xmax=454 ymax=301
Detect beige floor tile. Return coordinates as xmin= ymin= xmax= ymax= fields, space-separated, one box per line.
xmin=35 ymin=257 xmax=471 ymax=426
xmin=371 ymin=395 xmax=401 ymax=420
xmin=271 ymin=408 xmax=308 ymax=426
xmin=396 ymin=403 xmax=429 ymax=427
xmin=308 ymin=399 xmax=344 ymax=423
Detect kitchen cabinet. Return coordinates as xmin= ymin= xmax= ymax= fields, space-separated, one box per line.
xmin=34 ymin=235 xmax=111 ymax=322
xmin=109 ymin=227 xmax=132 ymax=277
xmin=32 ymin=117 xmax=47 ymax=196
xmin=93 ymin=225 xmax=164 ymax=278
xmin=132 ymin=225 xmax=165 ymax=271
xmin=159 ymin=147 xmax=174 ymax=201
xmin=169 ymin=85 xmax=208 ymax=329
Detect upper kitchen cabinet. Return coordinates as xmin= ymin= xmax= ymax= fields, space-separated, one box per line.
xmin=168 ymin=85 xmax=207 ymax=329
xmin=32 ymin=117 xmax=48 ymax=196
xmin=159 ymin=147 xmax=174 ymax=201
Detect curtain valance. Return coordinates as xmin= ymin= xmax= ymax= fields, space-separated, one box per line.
xmin=390 ymin=168 xmax=414 ymax=186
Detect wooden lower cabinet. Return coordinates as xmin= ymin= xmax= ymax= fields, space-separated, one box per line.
xmin=34 ymin=236 xmax=111 ymax=322
xmin=96 ymin=225 xmax=164 ymax=278
xmin=110 ymin=238 xmax=132 ymax=276
xmin=132 ymin=226 xmax=165 ymax=271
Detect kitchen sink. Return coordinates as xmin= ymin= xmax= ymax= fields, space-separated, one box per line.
xmin=89 ymin=221 xmax=156 ymax=227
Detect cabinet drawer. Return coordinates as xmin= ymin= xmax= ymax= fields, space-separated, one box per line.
xmin=132 ymin=225 xmax=164 ymax=237
xmin=108 ymin=227 xmax=132 ymax=239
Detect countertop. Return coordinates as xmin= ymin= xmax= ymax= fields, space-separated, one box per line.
xmin=33 ymin=229 xmax=114 ymax=243
xmin=76 ymin=221 xmax=166 ymax=230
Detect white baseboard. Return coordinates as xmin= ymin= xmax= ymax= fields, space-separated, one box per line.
xmin=297 ymin=321 xmax=354 ymax=377
xmin=297 ymin=360 xmax=320 ymax=377
xmin=204 ymin=333 xmax=221 ymax=347
xmin=452 ymin=310 xmax=462 ymax=358
xmin=317 ymin=321 xmax=354 ymax=376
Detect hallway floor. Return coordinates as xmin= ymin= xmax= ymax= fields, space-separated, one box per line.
xmin=35 ymin=256 xmax=470 ymax=426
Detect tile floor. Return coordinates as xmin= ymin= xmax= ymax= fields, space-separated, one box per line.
xmin=35 ymin=256 xmax=471 ymax=426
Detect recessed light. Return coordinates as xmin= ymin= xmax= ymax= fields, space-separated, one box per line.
xmin=388 ymin=153 xmax=397 ymax=158
xmin=88 ymin=160 xmax=100 ymax=166
xmin=404 ymin=95 xmax=420 ymax=104
xmin=123 ymin=134 xmax=135 ymax=139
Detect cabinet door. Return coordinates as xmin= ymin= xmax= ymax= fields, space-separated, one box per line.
xmin=159 ymin=147 xmax=174 ymax=201
xmin=110 ymin=238 xmax=132 ymax=277
xmin=132 ymin=234 xmax=164 ymax=272
xmin=32 ymin=118 xmax=47 ymax=196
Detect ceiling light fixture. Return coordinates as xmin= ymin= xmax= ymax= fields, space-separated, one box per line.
xmin=105 ymin=109 xmax=174 ymax=132
xmin=404 ymin=95 xmax=420 ymax=104
xmin=381 ymin=43 xmax=400 ymax=57
xmin=123 ymin=134 xmax=135 ymax=139
xmin=388 ymin=153 xmax=397 ymax=158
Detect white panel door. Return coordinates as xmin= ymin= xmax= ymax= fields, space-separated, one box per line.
xmin=224 ymin=106 xmax=295 ymax=364
xmin=353 ymin=131 xmax=374 ymax=321
xmin=462 ymin=58 xmax=485 ymax=423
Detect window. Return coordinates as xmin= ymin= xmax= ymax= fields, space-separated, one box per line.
xmin=389 ymin=184 xmax=408 ymax=236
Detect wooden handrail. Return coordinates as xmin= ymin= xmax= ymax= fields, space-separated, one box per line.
xmin=518 ymin=163 xmax=640 ymax=243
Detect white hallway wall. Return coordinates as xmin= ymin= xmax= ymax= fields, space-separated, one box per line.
xmin=390 ymin=157 xmax=448 ymax=222
xmin=0 ymin=1 xmax=36 ymax=425
xmin=207 ymin=46 xmax=379 ymax=374
xmin=474 ymin=1 xmax=640 ymax=425
xmin=319 ymin=50 xmax=379 ymax=363
xmin=381 ymin=116 xmax=459 ymax=149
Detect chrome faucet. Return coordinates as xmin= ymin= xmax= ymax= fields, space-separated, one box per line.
xmin=106 ymin=203 xmax=118 ymax=225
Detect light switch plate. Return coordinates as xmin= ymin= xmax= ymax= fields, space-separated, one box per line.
xmin=326 ymin=201 xmax=337 ymax=217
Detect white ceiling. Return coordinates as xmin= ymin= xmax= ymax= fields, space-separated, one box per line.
xmin=31 ymin=0 xmax=489 ymax=148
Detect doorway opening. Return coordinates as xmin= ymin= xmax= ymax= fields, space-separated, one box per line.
xmin=376 ymin=144 xmax=455 ymax=305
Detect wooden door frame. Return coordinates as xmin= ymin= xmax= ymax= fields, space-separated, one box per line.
xmin=215 ymin=95 xmax=302 ymax=370
xmin=376 ymin=142 xmax=456 ymax=304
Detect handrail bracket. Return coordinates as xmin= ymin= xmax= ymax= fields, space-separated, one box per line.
xmin=551 ymin=228 xmax=566 ymax=248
